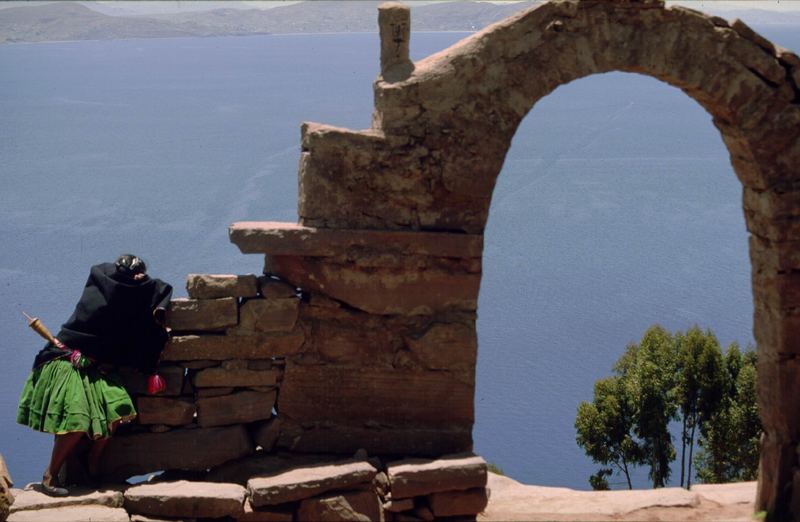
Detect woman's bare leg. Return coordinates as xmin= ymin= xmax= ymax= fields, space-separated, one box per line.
xmin=43 ymin=432 xmax=83 ymax=487
xmin=87 ymin=421 xmax=119 ymax=478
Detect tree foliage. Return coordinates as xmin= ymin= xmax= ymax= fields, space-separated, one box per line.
xmin=575 ymin=325 xmax=760 ymax=489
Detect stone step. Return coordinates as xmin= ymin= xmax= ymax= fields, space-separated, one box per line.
xmin=124 ymin=480 xmax=246 ymax=519
xmin=9 ymin=487 xmax=124 ymax=513
xmin=247 ymin=459 xmax=377 ymax=507
xmin=7 ymin=505 xmax=130 ymax=522
xmin=229 ymin=221 xmax=483 ymax=258
xmin=387 ymin=452 xmax=488 ymax=499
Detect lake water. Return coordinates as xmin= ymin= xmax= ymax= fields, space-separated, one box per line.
xmin=1 ymin=26 xmax=798 ymax=489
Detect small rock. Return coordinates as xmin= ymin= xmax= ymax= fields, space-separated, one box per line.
xmin=9 ymin=487 xmax=123 ymax=512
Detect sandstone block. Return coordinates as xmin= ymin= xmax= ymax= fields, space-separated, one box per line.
xmin=124 ymin=480 xmax=245 ymax=519
xmin=166 ymin=298 xmax=238 ymax=332
xmin=429 ymin=487 xmax=489 ymax=516
xmin=196 ymin=387 xmax=234 ymax=398
xmin=137 ymin=397 xmax=195 ymax=426
xmin=259 ymin=277 xmax=297 ymax=299
xmin=248 ymin=460 xmax=377 ymax=507
xmin=405 ymin=322 xmax=477 ymax=370
xmin=9 ymin=487 xmax=123 ymax=513
xmin=267 ymin=255 xmax=480 ymax=315
xmin=275 ymin=421 xmax=471 ymax=457
xmin=180 ymin=360 xmax=218 ymax=370
xmin=7 ymin=506 xmax=129 ymax=522
xmin=120 ymin=365 xmax=184 ymax=397
xmin=99 ymin=425 xmax=254 ymax=479
xmin=297 ymin=489 xmax=382 ymax=522
xmin=278 ymin=364 xmax=473 ymax=426
xmin=229 ymin=221 xmax=483 ymax=258
xmin=197 ymin=390 xmax=276 ymax=428
xmin=238 ymin=298 xmax=299 ymax=333
xmin=239 ymin=500 xmax=293 ymax=522
xmin=193 ymin=368 xmax=280 ymax=388
xmin=756 ymin=433 xmax=797 ymax=513
xmin=163 ymin=333 xmax=304 ymax=361
xmin=186 ymin=274 xmax=258 ymax=299
xmin=252 ymin=416 xmax=282 ymax=451
xmin=387 ymin=453 xmax=487 ymax=499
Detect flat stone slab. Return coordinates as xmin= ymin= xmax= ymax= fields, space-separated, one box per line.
xmin=229 ymin=221 xmax=483 ymax=258
xmin=186 ymin=274 xmax=258 ymax=299
xmin=124 ymin=480 xmax=246 ymax=519
xmin=196 ymin=390 xmax=276 ymax=428
xmin=193 ymin=367 xmax=280 ymax=388
xmin=10 ymin=487 xmax=124 ymax=512
xmin=387 ymin=452 xmax=487 ymax=499
xmin=7 ymin=505 xmax=130 ymax=522
xmin=163 ymin=333 xmax=304 ymax=361
xmin=248 ymin=459 xmax=377 ymax=507
xmin=166 ymin=298 xmax=238 ymax=332
xmin=429 ymin=487 xmax=489 ymax=517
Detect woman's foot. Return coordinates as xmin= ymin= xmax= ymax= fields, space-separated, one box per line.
xmin=34 ymin=474 xmax=68 ymax=497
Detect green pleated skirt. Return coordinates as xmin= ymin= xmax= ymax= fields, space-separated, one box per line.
xmin=17 ymin=359 xmax=136 ymax=439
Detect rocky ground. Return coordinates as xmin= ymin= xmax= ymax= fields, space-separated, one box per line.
xmin=5 ymin=472 xmax=757 ymax=521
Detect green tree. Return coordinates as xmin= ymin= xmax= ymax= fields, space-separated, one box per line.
xmin=694 ymin=346 xmax=760 ymax=483
xmin=674 ymin=327 xmax=725 ymax=488
xmin=627 ymin=325 xmax=678 ymax=488
xmin=576 ymin=376 xmax=644 ymax=489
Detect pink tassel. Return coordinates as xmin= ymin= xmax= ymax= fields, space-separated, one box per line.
xmin=147 ymin=374 xmax=166 ymax=395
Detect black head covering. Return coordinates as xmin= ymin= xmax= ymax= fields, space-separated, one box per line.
xmin=33 ymin=260 xmax=173 ymax=374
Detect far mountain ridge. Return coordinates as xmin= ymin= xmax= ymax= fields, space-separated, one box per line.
xmin=0 ymin=1 xmax=540 ymax=44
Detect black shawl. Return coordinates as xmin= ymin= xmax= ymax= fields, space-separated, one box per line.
xmin=33 ymin=262 xmax=173 ymax=374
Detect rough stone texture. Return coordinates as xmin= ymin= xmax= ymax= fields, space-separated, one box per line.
xmin=186 ymin=274 xmax=258 ymax=299
xmin=166 ymin=297 xmax=238 ymax=332
xmin=247 ymin=460 xmax=377 ymax=507
xmin=378 ymin=2 xmax=411 ymax=80
xmin=237 ymin=298 xmax=299 ymax=333
xmin=124 ymin=481 xmax=246 ymax=519
xmin=163 ymin=332 xmax=304 ymax=361
xmin=193 ymin=368 xmax=280 ymax=388
xmin=387 ymin=453 xmax=487 ymax=499
xmin=196 ymin=390 xmax=276 ymax=428
xmin=238 ymin=500 xmax=294 ymax=522
xmin=405 ymin=322 xmax=477 ymax=370
xmin=266 ymin=254 xmax=480 ymax=316
xmin=99 ymin=425 xmax=254 ymax=479
xmin=278 ymin=364 xmax=473 ymax=427
xmin=136 ymin=397 xmax=195 ymax=426
xmin=9 ymin=488 xmax=123 ymax=513
xmin=429 ymin=487 xmax=489 ymax=517
xmin=0 ymin=453 xmax=12 ymax=522
xmin=7 ymin=506 xmax=130 ymax=522
xmin=296 ymin=490 xmax=382 ymax=522
xmin=252 ymin=416 xmax=282 ymax=451
xmin=196 ymin=387 xmax=234 ymax=398
xmin=275 ymin=420 xmax=472 ymax=457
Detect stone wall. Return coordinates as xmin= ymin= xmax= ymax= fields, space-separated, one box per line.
xmin=98 ymin=1 xmax=800 ymax=520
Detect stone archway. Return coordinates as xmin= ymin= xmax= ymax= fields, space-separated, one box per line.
xmin=230 ymin=0 xmax=800 ymax=518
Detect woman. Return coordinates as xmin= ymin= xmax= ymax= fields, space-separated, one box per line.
xmin=17 ymin=255 xmax=172 ymax=496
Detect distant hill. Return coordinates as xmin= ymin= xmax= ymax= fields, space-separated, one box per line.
xmin=0 ymin=1 xmax=540 ymax=44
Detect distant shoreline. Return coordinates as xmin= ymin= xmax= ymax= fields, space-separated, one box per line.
xmin=0 ymin=30 xmax=480 ymax=46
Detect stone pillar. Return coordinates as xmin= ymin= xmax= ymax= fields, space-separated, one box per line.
xmin=0 ymin=452 xmax=13 ymax=522
xmin=378 ymin=2 xmax=412 ymax=81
